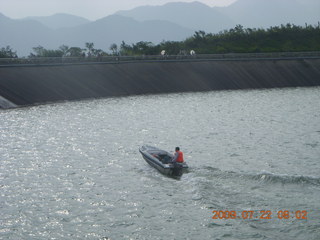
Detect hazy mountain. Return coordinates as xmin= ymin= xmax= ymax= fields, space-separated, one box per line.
xmin=117 ymin=0 xmax=319 ymax=31
xmin=116 ymin=1 xmax=235 ymax=33
xmin=0 ymin=13 xmax=55 ymax=56
xmin=219 ymin=0 xmax=319 ymax=28
xmin=297 ymin=0 xmax=320 ymax=25
xmin=0 ymin=13 xmax=193 ymax=56
xmin=297 ymin=0 xmax=320 ymax=7
xmin=25 ymin=13 xmax=90 ymax=29
xmin=56 ymin=15 xmax=194 ymax=50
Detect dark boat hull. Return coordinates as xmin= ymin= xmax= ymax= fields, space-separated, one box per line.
xmin=139 ymin=145 xmax=188 ymax=177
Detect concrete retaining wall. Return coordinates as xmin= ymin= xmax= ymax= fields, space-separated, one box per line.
xmin=0 ymin=58 xmax=320 ymax=108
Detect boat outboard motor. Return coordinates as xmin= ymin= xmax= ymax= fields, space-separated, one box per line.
xmin=172 ymin=162 xmax=183 ymax=176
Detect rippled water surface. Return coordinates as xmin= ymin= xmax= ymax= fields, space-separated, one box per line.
xmin=1 ymin=87 xmax=320 ymax=240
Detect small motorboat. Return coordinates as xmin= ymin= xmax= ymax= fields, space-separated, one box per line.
xmin=139 ymin=145 xmax=189 ymax=177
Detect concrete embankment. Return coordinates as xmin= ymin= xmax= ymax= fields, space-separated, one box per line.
xmin=0 ymin=58 xmax=320 ymax=108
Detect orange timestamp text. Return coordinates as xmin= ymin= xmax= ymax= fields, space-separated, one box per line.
xmin=212 ymin=210 xmax=308 ymax=220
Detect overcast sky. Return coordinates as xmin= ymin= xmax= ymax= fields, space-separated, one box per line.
xmin=0 ymin=0 xmax=237 ymax=20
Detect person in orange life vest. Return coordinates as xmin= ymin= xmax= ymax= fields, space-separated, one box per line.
xmin=172 ymin=147 xmax=184 ymax=163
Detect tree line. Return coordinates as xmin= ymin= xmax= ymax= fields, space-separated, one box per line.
xmin=1 ymin=23 xmax=319 ymax=58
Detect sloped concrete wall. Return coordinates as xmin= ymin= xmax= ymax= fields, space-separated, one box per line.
xmin=0 ymin=58 xmax=320 ymax=108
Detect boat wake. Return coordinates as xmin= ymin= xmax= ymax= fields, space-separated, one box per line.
xmin=249 ymin=172 xmax=320 ymax=186
xmin=191 ymin=166 xmax=320 ymax=186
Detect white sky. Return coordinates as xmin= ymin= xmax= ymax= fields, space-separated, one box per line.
xmin=0 ymin=0 xmax=237 ymax=20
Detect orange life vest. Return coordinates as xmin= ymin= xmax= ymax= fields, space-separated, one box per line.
xmin=176 ymin=151 xmax=184 ymax=163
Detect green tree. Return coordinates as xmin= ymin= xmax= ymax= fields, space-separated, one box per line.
xmin=59 ymin=45 xmax=69 ymax=57
xmin=67 ymin=47 xmax=84 ymax=57
xmin=0 ymin=46 xmax=17 ymax=58
xmin=132 ymin=41 xmax=155 ymax=55
xmin=30 ymin=46 xmax=64 ymax=57
xmin=93 ymin=48 xmax=106 ymax=57
xmin=109 ymin=43 xmax=118 ymax=55
xmin=159 ymin=41 xmax=183 ymax=55
xmin=85 ymin=42 xmax=95 ymax=57
xmin=119 ymin=41 xmax=133 ymax=55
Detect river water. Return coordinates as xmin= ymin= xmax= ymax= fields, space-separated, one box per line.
xmin=1 ymin=87 xmax=320 ymax=240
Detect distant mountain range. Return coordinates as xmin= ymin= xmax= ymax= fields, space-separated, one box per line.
xmin=116 ymin=2 xmax=235 ymax=34
xmin=1 ymin=0 xmax=319 ymax=56
xmin=218 ymin=0 xmax=320 ymax=28
xmin=24 ymin=13 xmax=90 ymax=29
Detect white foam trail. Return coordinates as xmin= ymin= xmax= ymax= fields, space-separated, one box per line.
xmin=0 ymin=95 xmax=17 ymax=109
